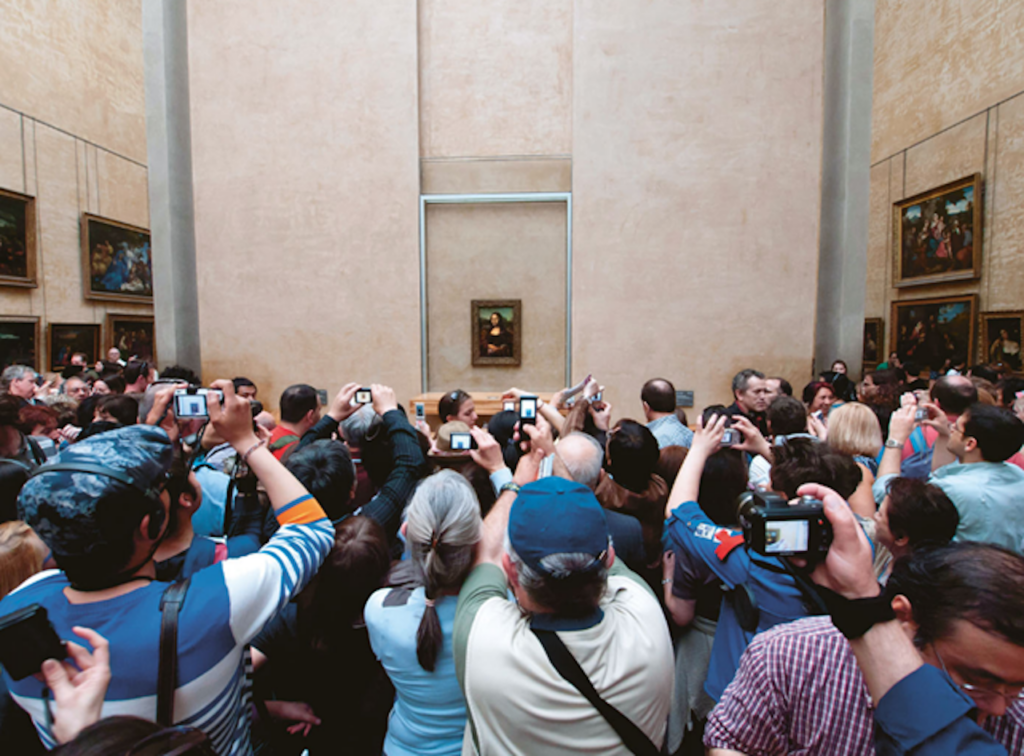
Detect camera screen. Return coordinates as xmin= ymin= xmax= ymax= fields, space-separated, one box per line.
xmin=450 ymin=433 xmax=471 ymax=451
xmin=355 ymin=390 xmax=372 ymax=404
xmin=415 ymin=402 xmax=425 ymax=418
xmin=176 ymin=394 xmax=208 ymax=418
xmin=503 ymin=401 xmax=516 ymax=412
xmin=520 ymin=399 xmax=537 ymax=418
xmin=764 ymin=520 xmax=809 ymax=553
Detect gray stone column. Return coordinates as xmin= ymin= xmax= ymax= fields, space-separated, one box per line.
xmin=143 ymin=0 xmax=201 ymax=374
xmin=814 ymin=0 xmax=875 ymax=377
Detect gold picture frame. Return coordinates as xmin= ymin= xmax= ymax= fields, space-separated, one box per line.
xmin=890 ymin=294 xmax=977 ymax=372
xmin=0 ymin=315 xmax=41 ymax=370
xmin=104 ymin=314 xmax=156 ymax=365
xmin=81 ymin=213 xmax=153 ymax=303
xmin=0 ymin=187 xmax=38 ymax=288
xmin=471 ymin=299 xmax=522 ymax=367
xmin=979 ymin=311 xmax=1023 ymax=375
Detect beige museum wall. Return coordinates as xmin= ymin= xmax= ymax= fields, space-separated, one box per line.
xmin=186 ymin=1 xmax=422 ymax=410
xmin=866 ymin=2 xmax=1024 ymax=359
xmin=0 ymin=1 xmax=151 ymax=371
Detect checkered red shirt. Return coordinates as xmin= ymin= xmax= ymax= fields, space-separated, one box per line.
xmin=704 ymin=616 xmax=1024 ymax=755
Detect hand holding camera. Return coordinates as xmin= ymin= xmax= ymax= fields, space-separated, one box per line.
xmin=691 ymin=413 xmax=728 ymax=456
xmin=726 ymin=414 xmax=772 ymax=458
xmin=326 ymin=383 xmax=362 ymax=422
xmin=370 ymin=384 xmax=398 ymax=417
xmin=469 ymin=426 xmax=505 ymax=474
xmin=207 ymin=379 xmax=260 ymax=451
xmin=519 ymin=410 xmax=555 ymax=457
xmin=738 ymin=491 xmax=832 ymax=560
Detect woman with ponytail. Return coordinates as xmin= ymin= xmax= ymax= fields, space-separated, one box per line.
xmin=365 ymin=470 xmax=482 ymax=756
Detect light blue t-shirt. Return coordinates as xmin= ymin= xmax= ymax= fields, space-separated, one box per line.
xmin=874 ymin=462 xmax=1024 ymax=554
xmin=191 ymin=463 xmax=231 ymax=537
xmin=365 ymin=586 xmax=466 ymax=756
xmin=647 ymin=414 xmax=694 ymax=449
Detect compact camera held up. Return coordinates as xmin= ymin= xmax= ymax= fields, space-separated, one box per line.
xmin=737 ymin=491 xmax=833 ymax=560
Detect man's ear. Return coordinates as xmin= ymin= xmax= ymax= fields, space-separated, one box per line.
xmin=305 ymin=408 xmax=319 ymax=426
xmin=892 ymin=594 xmax=918 ymax=640
xmin=501 ymin=552 xmax=519 ymax=590
xmin=400 ymin=520 xmax=407 ymax=538
xmin=178 ymin=492 xmax=197 ymax=512
xmin=604 ymin=544 xmax=616 ymax=568
xmin=138 ymin=513 xmax=151 ymax=540
xmin=962 ymin=435 xmax=978 ymax=455
xmin=892 ymin=532 xmax=910 ymax=551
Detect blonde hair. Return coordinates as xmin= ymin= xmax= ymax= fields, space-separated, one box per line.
xmin=827 ymin=403 xmax=883 ymax=458
xmin=0 ymin=521 xmax=46 ymax=600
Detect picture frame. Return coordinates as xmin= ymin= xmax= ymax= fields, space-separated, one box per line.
xmin=48 ymin=323 xmax=100 ymax=372
xmin=0 ymin=315 xmax=40 ymax=370
xmin=471 ymin=299 xmax=521 ymax=367
xmin=104 ymin=314 xmax=156 ymax=365
xmin=81 ymin=213 xmax=153 ymax=303
xmin=862 ymin=318 xmax=883 ymax=370
xmin=893 ymin=173 xmax=982 ymax=288
xmin=979 ymin=311 xmax=1023 ymax=375
xmin=0 ymin=187 xmax=38 ymax=288
xmin=890 ymin=294 xmax=977 ymax=373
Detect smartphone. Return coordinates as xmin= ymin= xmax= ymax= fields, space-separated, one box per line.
xmin=316 ymin=389 xmax=329 ymax=406
xmin=589 ymin=391 xmax=603 ymax=403
xmin=0 ymin=604 xmax=67 ymax=681
xmin=355 ymin=388 xmax=372 ymax=405
xmin=449 ymin=432 xmax=472 ymax=451
xmin=503 ymin=400 xmax=516 ymax=412
xmin=173 ymin=388 xmax=224 ymax=419
xmin=721 ymin=428 xmax=741 ymax=446
xmin=519 ymin=396 xmax=538 ymax=426
xmin=415 ymin=402 xmax=425 ymax=421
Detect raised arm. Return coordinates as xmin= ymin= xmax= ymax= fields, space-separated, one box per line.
xmin=665 ymin=414 xmax=727 ymax=520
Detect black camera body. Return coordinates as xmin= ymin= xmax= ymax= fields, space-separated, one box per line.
xmin=737 ymin=491 xmax=832 ymax=560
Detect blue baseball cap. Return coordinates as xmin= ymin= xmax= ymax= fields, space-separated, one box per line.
xmin=507 ymin=477 xmax=611 ymax=577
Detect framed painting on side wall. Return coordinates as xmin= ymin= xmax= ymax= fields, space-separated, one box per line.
xmin=891 ymin=295 xmax=977 ymax=374
xmin=0 ymin=316 xmax=40 ymax=370
xmin=0 ymin=188 xmax=37 ymax=288
xmin=48 ymin=323 xmax=100 ymax=372
xmin=893 ymin=173 xmax=982 ymax=288
xmin=862 ymin=318 xmax=883 ymax=370
xmin=105 ymin=314 xmax=156 ymax=365
xmin=980 ymin=311 xmax=1023 ymax=375
xmin=81 ymin=214 xmax=153 ymax=303
xmin=471 ymin=300 xmax=521 ymax=367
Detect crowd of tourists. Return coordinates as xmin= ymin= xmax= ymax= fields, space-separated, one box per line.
xmin=1 ymin=352 xmax=1023 ymax=755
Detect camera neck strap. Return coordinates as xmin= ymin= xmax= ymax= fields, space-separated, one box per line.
xmin=157 ymin=579 xmax=191 ymax=726
xmin=529 ymin=626 xmax=660 ymax=756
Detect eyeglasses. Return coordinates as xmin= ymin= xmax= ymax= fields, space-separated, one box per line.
xmin=126 ymin=725 xmax=211 ymax=756
xmin=933 ymin=645 xmax=1024 ymax=704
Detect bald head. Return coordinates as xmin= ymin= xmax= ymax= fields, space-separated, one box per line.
xmin=641 ymin=378 xmax=676 ymax=420
xmin=931 ymin=375 xmax=978 ymax=417
xmin=554 ymin=432 xmax=604 ymax=490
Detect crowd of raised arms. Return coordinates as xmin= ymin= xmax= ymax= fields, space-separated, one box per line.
xmin=1 ymin=351 xmax=1024 ymax=756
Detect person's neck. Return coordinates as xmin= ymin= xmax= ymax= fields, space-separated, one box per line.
xmin=126 ymin=381 xmax=145 ymax=393
xmin=154 ymin=518 xmax=195 ymax=563
xmin=279 ymin=420 xmax=303 ymax=435
xmin=734 ymin=402 xmax=755 ymax=416
xmin=959 ymin=449 xmax=987 ymax=465
xmin=647 ymin=410 xmax=674 ymax=422
xmin=63 ymin=560 xmax=157 ymax=604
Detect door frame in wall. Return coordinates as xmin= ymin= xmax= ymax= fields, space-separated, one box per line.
xmin=418 ymin=192 xmax=573 ymax=392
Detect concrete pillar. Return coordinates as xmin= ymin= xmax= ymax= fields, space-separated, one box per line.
xmin=143 ymin=0 xmax=201 ymax=374
xmin=814 ymin=0 xmax=875 ymax=377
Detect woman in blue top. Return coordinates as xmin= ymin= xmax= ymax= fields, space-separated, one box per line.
xmin=365 ymin=470 xmax=482 ymax=756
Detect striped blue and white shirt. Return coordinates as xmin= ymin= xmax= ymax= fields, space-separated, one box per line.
xmin=1 ymin=495 xmax=334 ymax=754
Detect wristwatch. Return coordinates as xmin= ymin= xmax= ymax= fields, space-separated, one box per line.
xmin=884 ymin=438 xmax=902 ymax=449
xmin=499 ymin=482 xmax=521 ymax=496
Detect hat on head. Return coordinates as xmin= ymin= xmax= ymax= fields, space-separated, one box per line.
xmin=436 ymin=421 xmax=472 ymax=453
xmin=508 ymin=477 xmax=610 ymax=578
xmin=18 ymin=424 xmax=174 ymax=559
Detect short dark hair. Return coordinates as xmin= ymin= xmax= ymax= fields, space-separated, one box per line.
xmin=770 ymin=377 xmax=793 ymax=397
xmin=962 ymin=403 xmax=1024 ymax=462
xmin=698 ymin=449 xmax=748 ymax=526
xmin=438 ymin=389 xmax=471 ymax=423
xmin=280 ymin=384 xmax=319 ymax=424
xmin=930 ymin=377 xmax=978 ymax=415
xmin=76 ymin=395 xmax=102 ymax=429
xmin=641 ymin=378 xmax=676 ymax=413
xmin=98 ymin=373 xmax=126 ymax=394
xmin=122 ymin=360 xmax=150 ymax=386
xmin=606 ymin=420 xmax=660 ymax=493
xmin=732 ymin=369 xmax=765 ymax=395
xmin=770 ymin=439 xmax=861 ymax=500
xmin=50 ymin=715 xmax=217 ymax=756
xmin=97 ymin=395 xmax=139 ymax=427
xmin=885 ymin=477 xmax=959 ymax=549
xmin=160 ymin=365 xmax=200 ymax=385
xmin=968 ymin=364 xmax=1000 ymax=383
xmin=996 ymin=377 xmax=1024 ymax=409
xmin=232 ymin=377 xmax=256 ymax=393
xmin=768 ymin=396 xmax=807 ymax=437
xmin=701 ymin=405 xmax=730 ymax=426
xmin=285 ymin=440 xmax=356 ymax=521
xmin=887 ymin=542 xmax=1024 ymax=649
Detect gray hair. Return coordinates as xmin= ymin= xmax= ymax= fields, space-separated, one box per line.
xmin=555 ymin=432 xmax=604 ymax=490
xmin=505 ymin=535 xmax=609 ymax=617
xmin=732 ymin=368 xmax=765 ymax=394
xmin=1 ymin=364 xmax=35 ymax=392
xmin=406 ymin=469 xmax=482 ymax=595
xmin=340 ymin=404 xmax=376 ymax=448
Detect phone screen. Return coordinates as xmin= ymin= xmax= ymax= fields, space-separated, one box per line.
xmin=449 ymin=432 xmax=472 ymax=451
xmin=520 ymin=398 xmax=537 ymax=423
xmin=415 ymin=402 xmax=425 ymax=419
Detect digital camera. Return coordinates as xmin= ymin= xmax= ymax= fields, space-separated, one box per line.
xmin=737 ymin=491 xmax=832 ymax=560
xmin=173 ymin=387 xmax=224 ymax=419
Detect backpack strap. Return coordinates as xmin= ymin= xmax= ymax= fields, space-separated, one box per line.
xmin=530 ymin=627 xmax=660 ymax=756
xmin=157 ymin=579 xmax=191 ymax=726
xmin=26 ymin=436 xmax=47 ymax=466
xmin=267 ymin=434 xmax=299 ymax=453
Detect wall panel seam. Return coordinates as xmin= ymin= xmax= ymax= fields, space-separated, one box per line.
xmin=33 ymin=119 xmax=45 ymax=322
xmin=20 ymin=115 xmax=26 ymax=193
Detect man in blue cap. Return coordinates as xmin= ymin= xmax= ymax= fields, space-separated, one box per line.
xmin=454 ymin=427 xmax=673 ymax=755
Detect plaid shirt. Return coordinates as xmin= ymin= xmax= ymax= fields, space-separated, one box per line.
xmin=705 ymin=616 xmax=1024 ymax=755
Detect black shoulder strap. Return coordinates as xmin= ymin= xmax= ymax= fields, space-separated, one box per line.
xmin=26 ymin=436 xmax=46 ymax=466
xmin=530 ymin=628 xmax=660 ymax=756
xmin=157 ymin=579 xmax=191 ymax=726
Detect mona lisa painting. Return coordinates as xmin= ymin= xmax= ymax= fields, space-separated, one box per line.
xmin=472 ymin=299 xmax=521 ymax=366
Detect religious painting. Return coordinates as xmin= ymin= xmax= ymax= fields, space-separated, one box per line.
xmin=81 ymin=213 xmax=153 ymax=303
xmin=48 ymin=324 xmax=100 ymax=371
xmin=0 ymin=316 xmax=40 ymax=370
xmin=980 ymin=311 xmax=1023 ymax=375
xmin=863 ymin=318 xmax=883 ymax=370
xmin=105 ymin=314 xmax=156 ymax=365
xmin=0 ymin=188 xmax=37 ymax=288
xmin=893 ymin=174 xmax=982 ymax=288
xmin=891 ymin=295 xmax=977 ymax=374
xmin=471 ymin=299 xmax=521 ymax=367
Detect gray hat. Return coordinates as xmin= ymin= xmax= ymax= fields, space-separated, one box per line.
xmin=18 ymin=424 xmax=175 ymax=559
